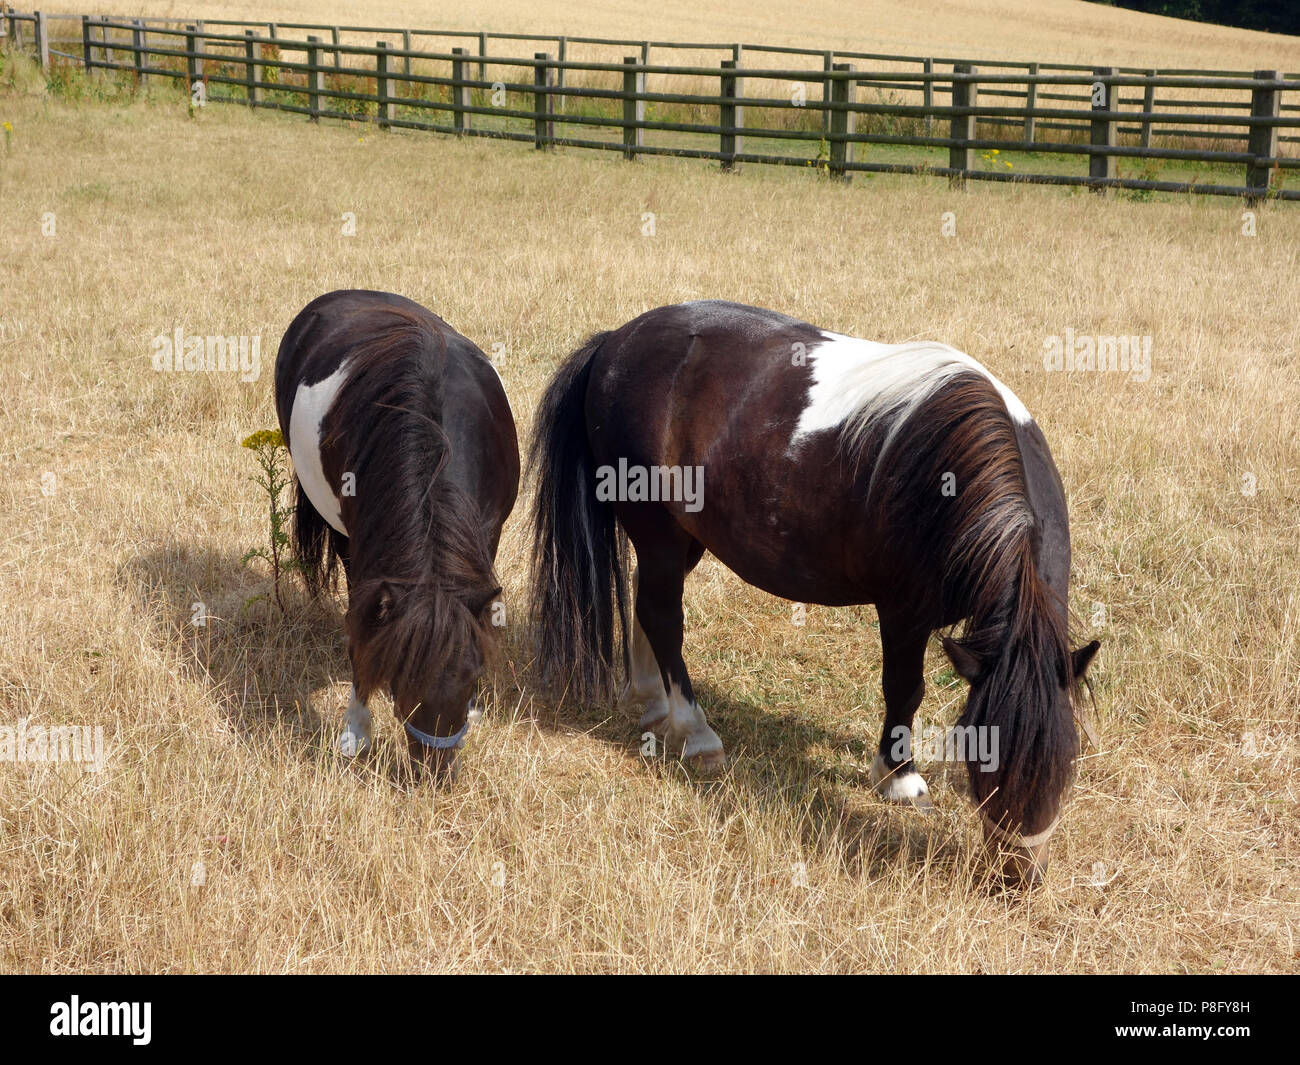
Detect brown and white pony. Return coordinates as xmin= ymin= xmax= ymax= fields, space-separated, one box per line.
xmin=530 ymin=300 xmax=1097 ymax=883
xmin=275 ymin=290 xmax=519 ymax=780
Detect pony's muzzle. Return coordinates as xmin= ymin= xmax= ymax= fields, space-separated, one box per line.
xmin=401 ymin=706 xmax=471 ymax=785
xmin=982 ymin=821 xmax=1051 ymax=888
xmin=405 ymin=735 xmax=460 ymax=784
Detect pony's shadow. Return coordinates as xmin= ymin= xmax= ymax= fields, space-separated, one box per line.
xmin=120 ymin=544 xmax=384 ymax=774
xmin=528 ymin=671 xmax=968 ymax=879
xmin=120 ymin=544 xmax=972 ymax=875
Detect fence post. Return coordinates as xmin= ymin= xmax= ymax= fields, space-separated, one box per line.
xmin=132 ymin=19 xmax=145 ymax=86
xmin=640 ymin=40 xmax=650 ymax=65
xmin=533 ymin=52 xmax=554 ymax=150
xmin=720 ymin=58 xmax=743 ymax=170
xmin=828 ymin=62 xmax=855 ymax=181
xmin=623 ymin=55 xmax=644 ymax=161
xmin=103 ymin=13 xmax=117 ymax=69
xmin=307 ymin=35 xmax=323 ymax=121
xmin=1024 ymin=62 xmax=1038 ymax=144
xmin=35 ymin=11 xmax=50 ymax=72
xmin=92 ymin=13 xmax=108 ymax=69
xmin=1140 ymin=69 xmax=1155 ymax=147
xmin=478 ymin=31 xmax=487 ymax=81
xmin=923 ymin=57 xmax=934 ymax=137
xmin=1090 ymin=66 xmax=1117 ymax=193
xmin=375 ymin=42 xmax=392 ymax=129
xmin=402 ymin=30 xmax=411 ymax=76
xmin=244 ymin=30 xmax=260 ymax=107
xmin=193 ymin=20 xmax=204 ymax=80
xmin=1246 ymin=69 xmax=1280 ymax=203
xmin=185 ymin=25 xmax=198 ymax=94
xmin=822 ymin=51 xmax=833 ymax=135
xmin=82 ymin=16 xmax=94 ymax=75
xmin=556 ymin=35 xmax=566 ymax=107
xmin=949 ymin=63 xmax=976 ymax=186
xmin=452 ymin=47 xmax=471 ymax=133
xmin=331 ymin=26 xmax=341 ymax=70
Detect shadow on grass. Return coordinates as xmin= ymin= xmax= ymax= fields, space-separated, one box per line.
xmin=120 ymin=542 xmax=974 ymax=879
xmin=120 ymin=543 xmax=413 ymax=785
xmin=524 ymin=663 xmax=973 ymax=882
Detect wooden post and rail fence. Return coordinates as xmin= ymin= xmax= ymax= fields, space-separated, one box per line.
xmin=1 ymin=10 xmax=1295 ymax=201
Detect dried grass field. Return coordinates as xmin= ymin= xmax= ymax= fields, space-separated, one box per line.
xmin=1 ymin=15 xmax=1298 ymax=971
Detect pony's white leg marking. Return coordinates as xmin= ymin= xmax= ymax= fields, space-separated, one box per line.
xmin=288 ymin=362 xmax=351 ymax=536
xmin=339 ymin=686 xmax=372 ymax=758
xmin=870 ymin=753 xmax=932 ymax=808
xmin=665 ymin=682 xmax=724 ymax=767
xmin=624 ymin=614 xmax=670 ymax=730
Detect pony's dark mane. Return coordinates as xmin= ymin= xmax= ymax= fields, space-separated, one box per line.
xmin=313 ymin=308 xmax=500 ymax=712
xmin=863 ymin=373 xmax=1082 ymax=834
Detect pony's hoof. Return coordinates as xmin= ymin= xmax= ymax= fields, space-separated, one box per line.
xmin=623 ymin=682 xmax=670 ymax=732
xmin=680 ymin=729 xmax=726 ymax=772
xmin=689 ymin=748 xmax=727 ymax=774
xmin=339 ymin=729 xmax=371 ymax=759
xmin=870 ymin=754 xmax=932 ymax=809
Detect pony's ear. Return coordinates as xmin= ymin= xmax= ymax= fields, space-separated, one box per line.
xmin=941 ymin=636 xmax=984 ymax=685
xmin=372 ymin=582 xmax=396 ymax=625
xmin=1071 ymin=639 xmax=1100 ymax=680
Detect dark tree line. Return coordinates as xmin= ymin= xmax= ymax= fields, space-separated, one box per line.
xmin=1086 ymin=1 xmax=1300 ymax=35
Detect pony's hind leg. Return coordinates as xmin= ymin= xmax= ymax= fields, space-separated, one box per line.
xmin=622 ymin=568 xmax=671 ymax=731
xmin=339 ymin=685 xmax=372 ymax=758
xmin=871 ymin=611 xmax=932 ymax=808
xmin=627 ymin=534 xmax=723 ymax=770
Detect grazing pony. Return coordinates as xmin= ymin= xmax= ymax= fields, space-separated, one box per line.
xmin=530 ymin=300 xmax=1097 ymax=882
xmin=275 ymin=290 xmax=519 ymax=779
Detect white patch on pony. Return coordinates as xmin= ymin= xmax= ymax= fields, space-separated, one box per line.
xmin=289 ymin=360 xmax=351 ymax=535
xmin=870 ymin=753 xmax=931 ymax=805
xmin=339 ymin=686 xmax=372 ymax=758
xmin=789 ymin=331 xmax=1032 ymax=458
xmin=665 ymin=682 xmax=724 ymax=765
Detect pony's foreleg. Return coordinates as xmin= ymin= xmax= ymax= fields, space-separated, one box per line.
xmin=339 ymin=685 xmax=372 ymax=758
xmin=621 ymin=568 xmax=671 ymax=730
xmin=871 ymin=613 xmax=932 ymax=808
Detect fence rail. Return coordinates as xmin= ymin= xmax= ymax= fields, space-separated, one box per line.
xmin=4 ymin=10 xmax=1297 ymax=201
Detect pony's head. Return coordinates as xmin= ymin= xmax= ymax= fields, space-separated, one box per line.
xmin=943 ymin=626 xmax=1100 ymax=887
xmin=347 ymin=574 xmax=500 ymax=782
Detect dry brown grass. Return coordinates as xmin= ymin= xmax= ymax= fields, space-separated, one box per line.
xmin=0 ymin=60 xmax=1297 ymax=972
xmin=36 ymin=0 xmax=1300 ymax=70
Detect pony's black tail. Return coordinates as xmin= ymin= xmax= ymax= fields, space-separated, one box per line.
xmin=529 ymin=331 xmax=628 ymax=703
xmin=292 ymin=481 xmax=344 ymax=596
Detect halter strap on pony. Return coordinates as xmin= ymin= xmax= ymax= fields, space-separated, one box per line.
xmin=980 ymin=810 xmax=1060 ymax=850
xmin=403 ymin=703 xmax=474 ymax=751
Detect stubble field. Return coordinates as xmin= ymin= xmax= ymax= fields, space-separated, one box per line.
xmin=0 ymin=39 xmax=1297 ymax=971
